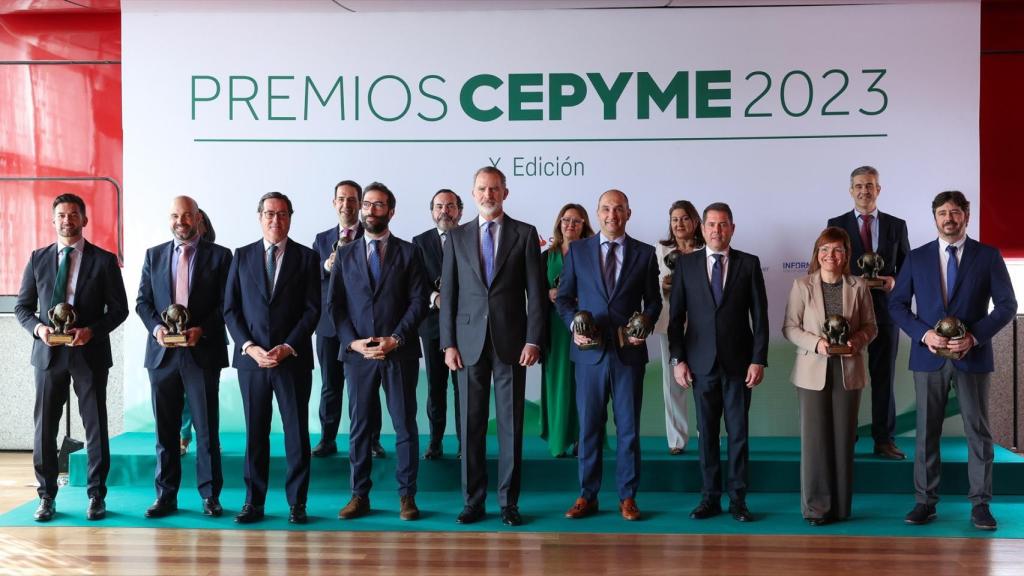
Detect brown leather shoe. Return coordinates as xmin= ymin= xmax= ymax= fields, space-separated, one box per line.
xmin=874 ymin=441 xmax=906 ymax=460
xmin=338 ymin=495 xmax=370 ymax=520
xmin=619 ymin=498 xmax=640 ymax=521
xmin=564 ymin=497 xmax=598 ymax=519
xmin=399 ymin=495 xmax=420 ymax=521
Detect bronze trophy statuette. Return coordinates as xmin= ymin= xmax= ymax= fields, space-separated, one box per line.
xmin=856 ymin=251 xmax=886 ymax=289
xmin=933 ymin=316 xmax=967 ymax=359
xmin=822 ymin=314 xmax=853 ymax=355
xmin=571 ymin=310 xmax=602 ymax=351
xmin=617 ymin=311 xmax=652 ymax=348
xmin=663 ymin=249 xmax=682 ymax=271
xmin=45 ymin=303 xmax=76 ymax=345
xmin=161 ymin=304 xmax=191 ymax=346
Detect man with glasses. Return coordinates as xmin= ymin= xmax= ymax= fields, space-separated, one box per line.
xmin=224 ymin=192 xmax=320 ymax=524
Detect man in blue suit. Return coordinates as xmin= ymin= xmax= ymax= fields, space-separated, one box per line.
xmin=311 ymin=180 xmax=384 ymax=459
xmin=224 ymin=192 xmax=321 ymax=524
xmin=135 ymin=195 xmax=231 ymax=518
xmin=669 ymin=202 xmax=769 ymax=523
xmin=15 ymin=193 xmax=129 ymax=522
xmin=329 ymin=182 xmax=428 ymax=521
xmin=889 ymin=191 xmax=1016 ymax=531
xmin=555 ymin=189 xmax=661 ymax=521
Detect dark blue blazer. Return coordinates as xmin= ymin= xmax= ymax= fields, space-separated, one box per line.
xmin=889 ymin=237 xmax=1017 ymax=373
xmin=412 ymin=228 xmax=444 ymax=341
xmin=555 ymin=234 xmax=661 ymax=366
xmin=668 ymin=247 xmax=770 ymax=379
xmin=327 ymin=235 xmax=428 ymax=362
xmin=15 ymin=241 xmax=129 ymax=371
xmin=224 ymin=238 xmax=321 ymax=371
xmin=827 ymin=210 xmax=910 ymax=325
xmin=312 ymin=224 xmax=364 ymax=338
xmin=135 ymin=239 xmax=232 ymax=370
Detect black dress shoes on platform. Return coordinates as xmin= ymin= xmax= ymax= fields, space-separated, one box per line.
xmin=86 ymin=497 xmax=106 ymax=521
xmin=904 ymin=503 xmax=937 ymax=525
xmin=456 ymin=505 xmax=484 ymax=524
xmin=145 ymin=498 xmax=178 ymax=518
xmin=312 ymin=440 xmax=338 ymax=457
xmin=289 ymin=504 xmax=308 ymax=524
xmin=729 ymin=501 xmax=754 ymax=522
xmin=501 ymin=505 xmax=522 ymax=526
xmin=423 ymin=444 xmax=443 ymax=460
xmin=971 ymin=504 xmax=997 ymax=531
xmin=689 ymin=500 xmax=722 ymax=520
xmin=235 ymin=503 xmax=265 ymax=524
xmin=371 ymin=439 xmax=387 ymax=459
xmin=34 ymin=498 xmax=56 ymax=522
xmin=203 ymin=497 xmax=223 ymax=517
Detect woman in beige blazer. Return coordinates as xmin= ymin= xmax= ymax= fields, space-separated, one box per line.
xmin=783 ymin=227 xmax=877 ymax=525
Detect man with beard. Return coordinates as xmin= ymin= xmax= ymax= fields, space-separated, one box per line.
xmin=329 ymin=182 xmax=427 ymax=520
xmin=311 ymin=180 xmax=384 ymax=459
xmin=440 ymin=167 xmax=545 ymax=526
xmin=413 ymin=189 xmax=464 ymax=460
xmin=135 ymin=195 xmax=232 ymax=518
xmin=16 ymin=193 xmax=129 ymax=522
xmin=890 ymin=191 xmax=1016 ymax=531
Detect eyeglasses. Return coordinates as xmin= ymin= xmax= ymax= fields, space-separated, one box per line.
xmin=560 ymin=217 xmax=584 ymax=226
xmin=361 ymin=201 xmax=388 ymax=210
xmin=261 ymin=211 xmax=291 ymax=221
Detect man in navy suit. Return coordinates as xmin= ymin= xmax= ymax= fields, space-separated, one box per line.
xmin=889 ymin=191 xmax=1016 ymax=531
xmin=224 ymin=192 xmax=320 ymax=524
xmin=412 ymin=188 xmax=463 ymax=460
xmin=135 ymin=195 xmax=231 ymax=518
xmin=329 ymin=182 xmax=428 ymax=521
xmin=669 ymin=202 xmax=769 ymax=523
xmin=15 ymin=193 xmax=129 ymax=522
xmin=828 ymin=166 xmax=911 ymax=460
xmin=311 ymin=180 xmax=384 ymax=459
xmin=555 ymin=189 xmax=661 ymax=521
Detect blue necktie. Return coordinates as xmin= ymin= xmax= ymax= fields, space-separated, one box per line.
xmin=51 ymin=246 xmax=73 ymax=308
xmin=711 ymin=253 xmax=724 ymax=306
xmin=368 ymin=239 xmax=381 ymax=288
xmin=482 ymin=221 xmax=495 ymax=287
xmin=946 ymin=244 xmax=958 ymax=304
xmin=266 ymin=244 xmax=277 ymax=296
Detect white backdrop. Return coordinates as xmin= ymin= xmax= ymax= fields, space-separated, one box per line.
xmin=121 ymin=1 xmax=979 ymax=435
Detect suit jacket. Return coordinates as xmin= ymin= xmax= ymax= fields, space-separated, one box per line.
xmin=668 ymin=247 xmax=769 ymax=379
xmin=328 ymin=234 xmax=428 ymax=362
xmin=135 ymin=239 xmax=232 ymax=370
xmin=312 ymin=224 xmax=364 ymax=338
xmin=412 ymin=228 xmax=444 ymax=342
xmin=439 ymin=215 xmax=545 ymax=366
xmin=889 ymin=237 xmax=1017 ymax=373
xmin=15 ymin=241 xmax=129 ymax=371
xmin=555 ymin=234 xmax=662 ymax=366
xmin=827 ymin=210 xmax=909 ymax=325
xmin=224 ymin=238 xmax=321 ymax=371
xmin=782 ymin=272 xmax=878 ymax=391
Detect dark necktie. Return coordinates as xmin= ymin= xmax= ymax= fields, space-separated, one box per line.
xmin=860 ymin=214 xmax=874 ymax=253
xmin=604 ymin=241 xmax=618 ymax=293
xmin=482 ymin=221 xmax=495 ymax=287
xmin=368 ymin=239 xmax=381 ymax=288
xmin=266 ymin=244 xmax=278 ymax=295
xmin=440 ymin=231 xmax=447 ymax=247
xmin=51 ymin=246 xmax=73 ymax=308
xmin=946 ymin=244 xmax=958 ymax=304
xmin=711 ymin=253 xmax=724 ymax=306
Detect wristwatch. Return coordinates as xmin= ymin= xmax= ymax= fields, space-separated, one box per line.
xmin=670 ymin=358 xmax=680 ymax=367
xmin=391 ymin=333 xmax=404 ymax=347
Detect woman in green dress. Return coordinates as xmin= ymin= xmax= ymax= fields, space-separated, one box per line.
xmin=540 ymin=203 xmax=595 ymax=457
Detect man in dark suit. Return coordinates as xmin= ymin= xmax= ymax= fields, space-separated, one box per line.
xmin=889 ymin=191 xmax=1016 ymax=531
xmin=224 ymin=192 xmax=320 ymax=524
xmin=555 ymin=189 xmax=661 ymax=521
xmin=440 ymin=166 xmax=545 ymax=526
xmin=135 ymin=195 xmax=231 ymax=518
xmin=329 ymin=182 xmax=428 ymax=521
xmin=669 ymin=202 xmax=769 ymax=523
xmin=828 ymin=165 xmax=911 ymax=460
xmin=311 ymin=180 xmax=384 ymax=459
xmin=15 ymin=193 xmax=129 ymax=522
xmin=412 ymin=188 xmax=463 ymax=460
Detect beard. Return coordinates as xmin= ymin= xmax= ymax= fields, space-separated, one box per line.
xmin=361 ymin=212 xmax=391 ymax=234
xmin=434 ymin=214 xmax=459 ymax=232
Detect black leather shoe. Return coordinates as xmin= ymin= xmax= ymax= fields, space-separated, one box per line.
xmin=289 ymin=504 xmax=308 ymax=524
xmin=145 ymin=498 xmax=178 ymax=518
xmin=235 ymin=503 xmax=265 ymax=524
xmin=729 ymin=501 xmax=754 ymax=522
xmin=904 ymin=503 xmax=937 ymax=525
xmin=312 ymin=440 xmax=338 ymax=457
xmin=86 ymin=497 xmax=106 ymax=521
xmin=456 ymin=505 xmax=484 ymax=524
xmin=203 ymin=497 xmax=223 ymax=517
xmin=371 ymin=439 xmax=387 ymax=459
xmin=501 ymin=505 xmax=523 ymax=526
xmin=689 ymin=500 xmax=722 ymax=520
xmin=971 ymin=504 xmax=997 ymax=531
xmin=34 ymin=498 xmax=56 ymax=522
xmin=423 ymin=444 xmax=443 ymax=460
xmin=806 ymin=517 xmax=831 ymax=526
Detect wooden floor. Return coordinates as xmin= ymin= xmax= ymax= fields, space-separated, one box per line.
xmin=1 ymin=451 xmax=1022 ymax=576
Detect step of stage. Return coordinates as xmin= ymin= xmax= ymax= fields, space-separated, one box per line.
xmin=72 ymin=433 xmax=1024 ymax=495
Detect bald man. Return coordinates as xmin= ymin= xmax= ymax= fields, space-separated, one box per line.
xmin=136 ymin=196 xmax=233 ymax=518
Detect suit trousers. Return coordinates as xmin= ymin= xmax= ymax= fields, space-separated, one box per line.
xmin=658 ymin=335 xmax=689 ymax=451
xmin=459 ymin=333 xmax=526 ymax=509
xmin=693 ymin=367 xmax=751 ymax=502
xmin=148 ymin=348 xmax=222 ymax=501
xmin=913 ymin=361 xmax=993 ymax=505
xmin=798 ymin=378 xmax=861 ymax=521
xmin=422 ymin=335 xmax=461 ymax=448
xmin=33 ymin=353 xmax=110 ymax=500
xmin=346 ymin=355 xmax=420 ymax=497
xmin=238 ymin=366 xmax=312 ymax=507
xmin=867 ymin=324 xmax=899 ymax=443
xmin=575 ymin=355 xmax=645 ymax=501
xmin=316 ymin=334 xmax=381 ymax=445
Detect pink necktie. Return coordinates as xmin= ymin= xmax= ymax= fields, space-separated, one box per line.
xmin=175 ymin=244 xmax=191 ymax=307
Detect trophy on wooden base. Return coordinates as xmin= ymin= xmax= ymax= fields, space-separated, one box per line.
xmin=617 ymin=311 xmax=652 ymax=348
xmin=45 ymin=303 xmax=76 ymax=345
xmin=856 ymin=251 xmax=886 ymax=289
xmin=571 ymin=310 xmax=602 ymax=351
xmin=822 ymin=314 xmax=853 ymax=355
xmin=933 ymin=316 xmax=967 ymax=359
xmin=161 ymin=304 xmax=191 ymax=346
